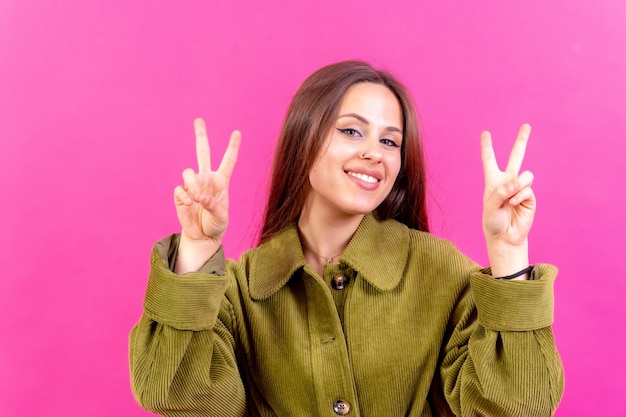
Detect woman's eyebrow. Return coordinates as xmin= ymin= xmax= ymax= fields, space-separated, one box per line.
xmin=337 ymin=113 xmax=403 ymax=134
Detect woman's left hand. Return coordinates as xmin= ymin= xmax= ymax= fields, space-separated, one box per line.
xmin=481 ymin=124 xmax=536 ymax=277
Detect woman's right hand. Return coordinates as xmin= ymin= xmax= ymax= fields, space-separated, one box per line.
xmin=173 ymin=118 xmax=241 ymax=273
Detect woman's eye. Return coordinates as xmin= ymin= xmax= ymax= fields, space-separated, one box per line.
xmin=337 ymin=128 xmax=361 ymax=137
xmin=380 ymin=138 xmax=400 ymax=148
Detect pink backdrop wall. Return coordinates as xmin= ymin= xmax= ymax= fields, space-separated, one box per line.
xmin=1 ymin=0 xmax=624 ymax=415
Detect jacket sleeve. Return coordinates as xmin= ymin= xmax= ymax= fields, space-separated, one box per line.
xmin=129 ymin=235 xmax=247 ymax=417
xmin=438 ymin=264 xmax=565 ymax=417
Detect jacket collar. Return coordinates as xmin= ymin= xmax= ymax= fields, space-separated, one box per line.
xmin=249 ymin=213 xmax=410 ymax=300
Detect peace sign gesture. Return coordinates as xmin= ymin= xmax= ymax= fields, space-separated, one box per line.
xmin=173 ymin=118 xmax=241 ymax=272
xmin=481 ymin=124 xmax=536 ymax=277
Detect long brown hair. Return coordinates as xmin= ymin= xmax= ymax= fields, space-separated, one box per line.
xmin=259 ymin=61 xmax=429 ymax=243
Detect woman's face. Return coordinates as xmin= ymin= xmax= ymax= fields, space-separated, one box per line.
xmin=304 ymin=82 xmax=403 ymax=220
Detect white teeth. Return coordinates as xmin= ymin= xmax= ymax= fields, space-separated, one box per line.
xmin=348 ymin=172 xmax=378 ymax=183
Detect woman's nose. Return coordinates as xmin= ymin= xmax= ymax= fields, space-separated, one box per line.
xmin=360 ymin=137 xmax=383 ymax=162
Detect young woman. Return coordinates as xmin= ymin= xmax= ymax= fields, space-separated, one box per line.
xmin=130 ymin=61 xmax=564 ymax=416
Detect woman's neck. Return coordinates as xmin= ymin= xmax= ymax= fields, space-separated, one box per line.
xmin=297 ymin=205 xmax=365 ymax=276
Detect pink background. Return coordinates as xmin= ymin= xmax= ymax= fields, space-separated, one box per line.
xmin=1 ymin=0 xmax=624 ymax=415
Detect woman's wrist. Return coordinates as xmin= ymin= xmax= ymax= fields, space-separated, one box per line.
xmin=486 ymin=239 xmax=530 ymax=280
xmin=174 ymin=232 xmax=221 ymax=274
xmin=493 ymin=265 xmax=533 ymax=280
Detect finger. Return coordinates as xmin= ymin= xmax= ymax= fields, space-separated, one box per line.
xmin=173 ymin=185 xmax=193 ymax=206
xmin=217 ymin=130 xmax=242 ymax=178
xmin=199 ymin=193 xmax=221 ymax=212
xmin=480 ymin=130 xmax=500 ymax=179
xmin=505 ymin=123 xmax=531 ymax=175
xmin=194 ymin=118 xmax=211 ymax=173
xmin=510 ymin=186 xmax=536 ymax=207
xmin=517 ymin=170 xmax=534 ymax=190
xmin=182 ymin=168 xmax=200 ymax=199
xmin=485 ymin=180 xmax=519 ymax=209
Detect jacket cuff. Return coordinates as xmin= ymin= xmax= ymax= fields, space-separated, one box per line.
xmin=143 ymin=235 xmax=230 ymax=331
xmin=470 ymin=264 xmax=558 ymax=331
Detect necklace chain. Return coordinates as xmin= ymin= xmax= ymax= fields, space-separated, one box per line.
xmin=302 ymin=244 xmax=343 ymax=264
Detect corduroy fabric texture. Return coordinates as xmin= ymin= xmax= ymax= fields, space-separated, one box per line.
xmin=129 ymin=213 xmax=564 ymax=416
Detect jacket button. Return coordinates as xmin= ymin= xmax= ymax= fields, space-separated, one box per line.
xmin=331 ymin=274 xmax=348 ymax=290
xmin=333 ymin=399 xmax=351 ymax=415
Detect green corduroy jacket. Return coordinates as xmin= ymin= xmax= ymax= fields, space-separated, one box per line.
xmin=130 ymin=213 xmax=564 ymax=417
